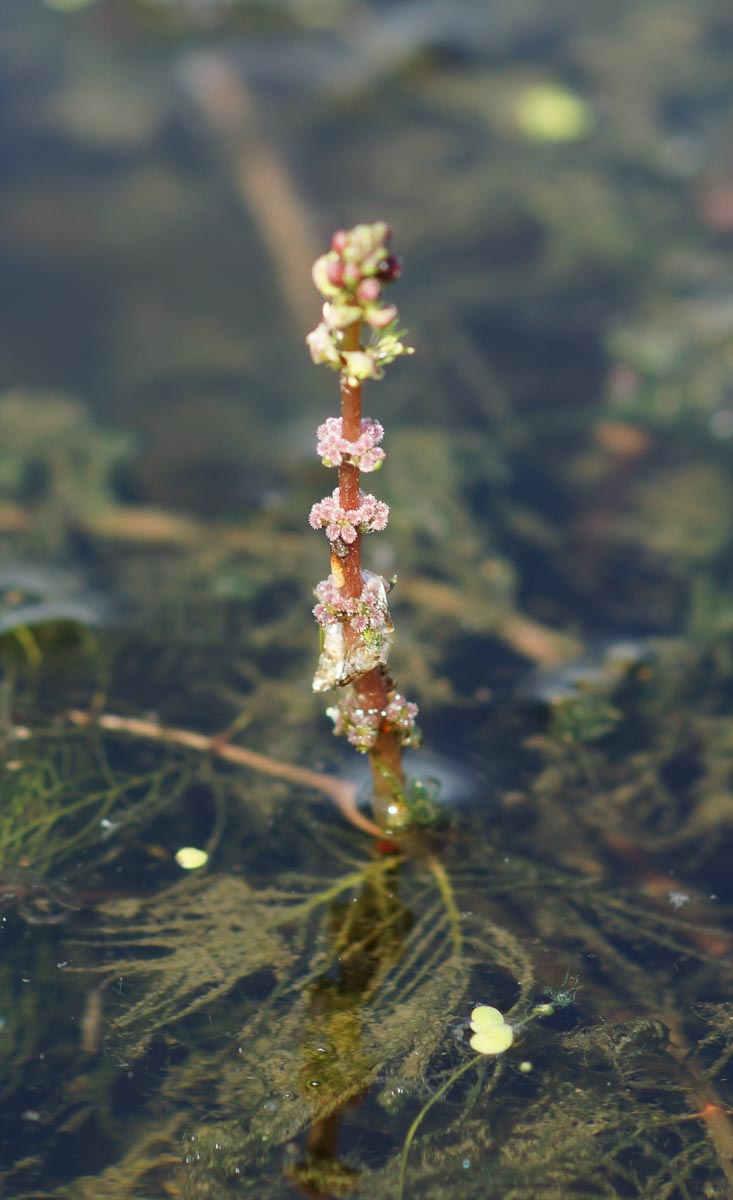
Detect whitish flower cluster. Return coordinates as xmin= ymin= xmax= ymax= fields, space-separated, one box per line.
xmin=326 ymin=691 xmax=420 ymax=752
xmin=309 ymin=487 xmax=389 ymax=544
xmin=308 ymin=319 xmax=413 ymax=384
xmin=314 ymin=571 xmax=391 ymax=635
xmin=316 ymin=417 xmax=385 ymax=472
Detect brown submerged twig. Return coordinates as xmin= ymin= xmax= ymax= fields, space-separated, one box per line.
xmin=67 ymin=708 xmax=383 ymax=839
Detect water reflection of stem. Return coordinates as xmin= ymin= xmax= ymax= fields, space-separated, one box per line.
xmin=290 ymin=861 xmax=413 ymax=1198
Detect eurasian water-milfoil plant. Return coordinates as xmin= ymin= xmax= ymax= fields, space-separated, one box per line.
xmin=307 ymin=223 xmax=419 ymax=833
xmin=66 ymin=225 xmax=431 ymax=840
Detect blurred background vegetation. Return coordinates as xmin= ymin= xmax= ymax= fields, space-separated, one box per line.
xmin=2 ymin=1 xmax=733 ymax=1197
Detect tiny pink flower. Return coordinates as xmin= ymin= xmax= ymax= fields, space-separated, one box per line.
xmin=316 ymin=417 xmax=385 ymax=472
xmin=326 ymin=685 xmax=419 ymax=750
xmin=312 ymin=572 xmax=393 ymax=643
xmin=326 ymin=694 xmax=383 ymax=751
xmin=357 ymin=278 xmax=382 ymax=303
xmin=331 ymin=229 xmax=349 ymax=254
xmin=309 ymin=488 xmax=389 ymax=543
xmin=384 ymin=694 xmax=420 ymax=745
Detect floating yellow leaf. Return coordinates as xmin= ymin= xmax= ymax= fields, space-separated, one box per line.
xmin=175 ymin=846 xmax=209 ymax=870
xmin=469 ymin=1005 xmax=514 ymax=1055
xmin=515 ymin=84 xmax=592 ymax=142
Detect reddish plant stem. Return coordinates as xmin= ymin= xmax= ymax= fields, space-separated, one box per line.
xmin=334 ymin=321 xmax=363 ymax=597
xmin=335 ymin=321 xmax=408 ymax=829
xmin=362 ymin=681 xmax=407 ymax=820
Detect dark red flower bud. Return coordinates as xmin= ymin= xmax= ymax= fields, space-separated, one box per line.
xmin=331 ymin=229 xmax=349 ymax=255
xmin=376 ymin=255 xmax=403 ymax=283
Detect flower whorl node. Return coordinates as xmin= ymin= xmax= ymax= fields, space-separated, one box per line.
xmin=309 ymin=487 xmax=389 ymax=544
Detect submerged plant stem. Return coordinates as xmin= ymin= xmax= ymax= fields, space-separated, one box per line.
xmin=397 ymin=1055 xmax=502 ymax=1200
xmin=67 ymin=709 xmax=384 ymax=838
xmin=426 ymin=851 xmax=463 ymax=955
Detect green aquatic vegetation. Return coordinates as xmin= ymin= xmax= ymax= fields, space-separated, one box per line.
xmin=524 ymin=629 xmax=733 ymax=865
xmin=0 ymin=391 xmax=133 ymax=549
xmin=1 ymin=657 xmax=731 ymax=1200
xmin=382 ymin=1014 xmax=733 ymax=1200
xmin=397 ymin=999 xmax=560 ymax=1200
xmin=84 ymin=847 xmax=466 ymax=1054
xmin=85 ymin=872 xmax=299 ymax=1054
xmin=46 ymin=642 xmax=730 ymax=1198
xmin=58 ymin=811 xmax=730 ymax=1200
xmin=0 ymin=563 xmax=108 ymax=730
xmin=178 ymin=876 xmax=530 ymax=1198
xmin=0 ymin=730 xmax=188 ymax=884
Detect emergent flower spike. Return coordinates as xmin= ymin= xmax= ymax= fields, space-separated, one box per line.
xmin=306 ymin=223 xmax=419 ymax=833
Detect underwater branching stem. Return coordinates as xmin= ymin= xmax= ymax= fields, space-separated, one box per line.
xmin=67 ymin=709 xmax=384 ymax=838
